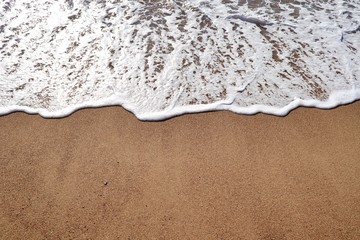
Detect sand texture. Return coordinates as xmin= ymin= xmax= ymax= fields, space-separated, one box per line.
xmin=1 ymin=103 xmax=360 ymax=239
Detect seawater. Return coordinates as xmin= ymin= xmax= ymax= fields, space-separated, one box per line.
xmin=1 ymin=0 xmax=359 ymax=120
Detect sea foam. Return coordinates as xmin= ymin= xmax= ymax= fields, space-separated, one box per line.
xmin=1 ymin=0 xmax=359 ymax=120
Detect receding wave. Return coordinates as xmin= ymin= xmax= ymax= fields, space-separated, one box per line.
xmin=1 ymin=0 xmax=359 ymax=120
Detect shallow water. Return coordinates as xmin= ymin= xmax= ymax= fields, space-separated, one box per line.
xmin=1 ymin=0 xmax=359 ymax=120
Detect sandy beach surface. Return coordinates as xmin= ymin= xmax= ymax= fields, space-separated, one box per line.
xmin=1 ymin=102 xmax=360 ymax=240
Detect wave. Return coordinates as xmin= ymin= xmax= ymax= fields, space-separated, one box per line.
xmin=1 ymin=0 xmax=359 ymax=120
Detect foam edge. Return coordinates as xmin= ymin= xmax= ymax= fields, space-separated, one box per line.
xmin=0 ymin=89 xmax=359 ymax=121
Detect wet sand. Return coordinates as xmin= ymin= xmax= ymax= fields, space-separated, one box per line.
xmin=1 ymin=102 xmax=360 ymax=239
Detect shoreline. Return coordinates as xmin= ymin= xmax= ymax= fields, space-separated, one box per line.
xmin=1 ymin=89 xmax=359 ymax=121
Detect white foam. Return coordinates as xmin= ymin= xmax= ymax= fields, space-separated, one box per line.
xmin=1 ymin=0 xmax=360 ymax=121
xmin=1 ymin=88 xmax=359 ymax=121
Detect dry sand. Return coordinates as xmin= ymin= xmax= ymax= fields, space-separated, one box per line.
xmin=1 ymin=102 xmax=360 ymax=239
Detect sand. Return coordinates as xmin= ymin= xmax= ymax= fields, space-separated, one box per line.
xmin=1 ymin=102 xmax=360 ymax=240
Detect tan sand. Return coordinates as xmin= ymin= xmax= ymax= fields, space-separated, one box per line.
xmin=1 ymin=102 xmax=360 ymax=239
